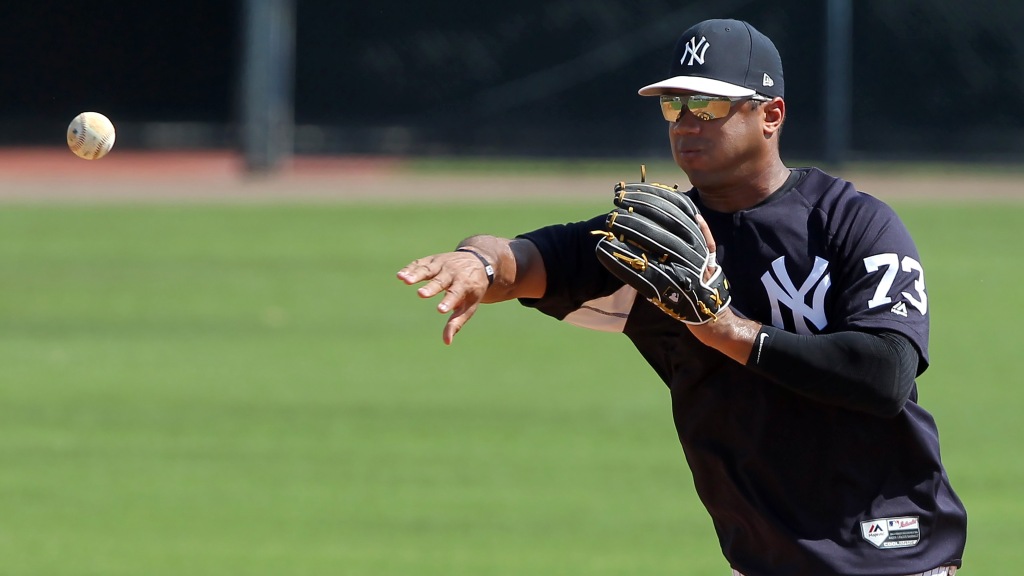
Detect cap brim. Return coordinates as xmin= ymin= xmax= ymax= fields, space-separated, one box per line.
xmin=638 ymin=76 xmax=756 ymax=97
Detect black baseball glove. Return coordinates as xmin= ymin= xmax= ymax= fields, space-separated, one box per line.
xmin=592 ymin=180 xmax=731 ymax=324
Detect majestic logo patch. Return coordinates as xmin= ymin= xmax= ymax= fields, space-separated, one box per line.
xmin=760 ymin=256 xmax=831 ymax=334
xmin=890 ymin=301 xmax=908 ymax=317
xmin=860 ymin=517 xmax=921 ymax=549
xmin=681 ymin=36 xmax=710 ymax=66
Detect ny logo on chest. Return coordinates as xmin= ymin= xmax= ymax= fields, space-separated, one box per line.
xmin=760 ymin=256 xmax=831 ymax=335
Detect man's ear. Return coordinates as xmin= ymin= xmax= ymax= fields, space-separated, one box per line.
xmin=763 ymin=98 xmax=785 ymax=138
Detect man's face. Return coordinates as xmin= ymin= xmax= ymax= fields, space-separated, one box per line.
xmin=663 ymin=92 xmax=769 ymax=186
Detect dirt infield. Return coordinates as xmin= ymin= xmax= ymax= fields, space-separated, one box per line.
xmin=1 ymin=149 xmax=1021 ymax=203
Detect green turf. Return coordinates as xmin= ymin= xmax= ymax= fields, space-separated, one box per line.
xmin=0 ymin=202 xmax=1018 ymax=575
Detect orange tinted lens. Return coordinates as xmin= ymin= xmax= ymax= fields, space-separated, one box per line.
xmin=686 ymin=97 xmax=733 ymax=120
xmin=659 ymin=96 xmax=735 ymax=121
xmin=660 ymin=97 xmax=684 ymax=121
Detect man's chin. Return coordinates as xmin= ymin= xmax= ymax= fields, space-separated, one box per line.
xmin=674 ymin=155 xmax=707 ymax=177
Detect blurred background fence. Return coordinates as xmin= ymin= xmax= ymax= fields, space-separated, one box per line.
xmin=4 ymin=0 xmax=1023 ymax=168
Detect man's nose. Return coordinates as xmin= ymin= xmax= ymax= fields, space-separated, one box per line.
xmin=670 ymin=112 xmax=701 ymax=134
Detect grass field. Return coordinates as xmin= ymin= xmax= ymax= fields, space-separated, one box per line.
xmin=0 ymin=197 xmax=1020 ymax=575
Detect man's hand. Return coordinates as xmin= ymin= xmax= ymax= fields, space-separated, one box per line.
xmin=398 ymin=235 xmax=546 ymax=344
xmin=397 ymin=250 xmax=494 ymax=345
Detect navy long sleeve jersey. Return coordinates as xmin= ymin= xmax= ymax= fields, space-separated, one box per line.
xmin=517 ymin=168 xmax=967 ymax=575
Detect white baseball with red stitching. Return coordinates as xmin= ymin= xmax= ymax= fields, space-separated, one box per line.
xmin=67 ymin=112 xmax=116 ymax=160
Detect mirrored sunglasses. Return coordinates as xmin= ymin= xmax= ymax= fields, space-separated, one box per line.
xmin=659 ymin=94 xmax=771 ymax=122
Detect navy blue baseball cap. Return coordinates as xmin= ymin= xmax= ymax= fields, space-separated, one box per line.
xmin=639 ymin=19 xmax=784 ymax=99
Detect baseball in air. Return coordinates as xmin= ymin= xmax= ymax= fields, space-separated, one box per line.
xmin=67 ymin=112 xmax=116 ymax=160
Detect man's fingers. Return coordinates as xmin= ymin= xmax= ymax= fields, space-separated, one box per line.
xmin=694 ymin=213 xmax=719 ymax=282
xmin=695 ymin=213 xmax=716 ymax=255
xmin=396 ymin=257 xmax=440 ymax=285
xmin=436 ymin=284 xmax=465 ymax=313
xmin=397 ymin=257 xmax=462 ymax=300
xmin=442 ymin=302 xmax=479 ymax=345
xmin=417 ymin=273 xmax=454 ymax=299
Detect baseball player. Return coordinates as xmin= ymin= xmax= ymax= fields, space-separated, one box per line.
xmin=397 ymin=19 xmax=967 ymax=575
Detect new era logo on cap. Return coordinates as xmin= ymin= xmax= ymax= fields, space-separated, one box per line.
xmin=639 ymin=19 xmax=785 ymax=99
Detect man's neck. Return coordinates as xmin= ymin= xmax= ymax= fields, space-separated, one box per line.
xmin=694 ymin=161 xmax=791 ymax=213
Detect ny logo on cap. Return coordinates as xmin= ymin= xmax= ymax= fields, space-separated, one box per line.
xmin=681 ymin=36 xmax=710 ymax=66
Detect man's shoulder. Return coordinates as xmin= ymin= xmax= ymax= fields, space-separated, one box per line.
xmin=791 ymin=167 xmax=895 ymax=215
xmin=790 ymin=167 xmax=854 ymax=201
